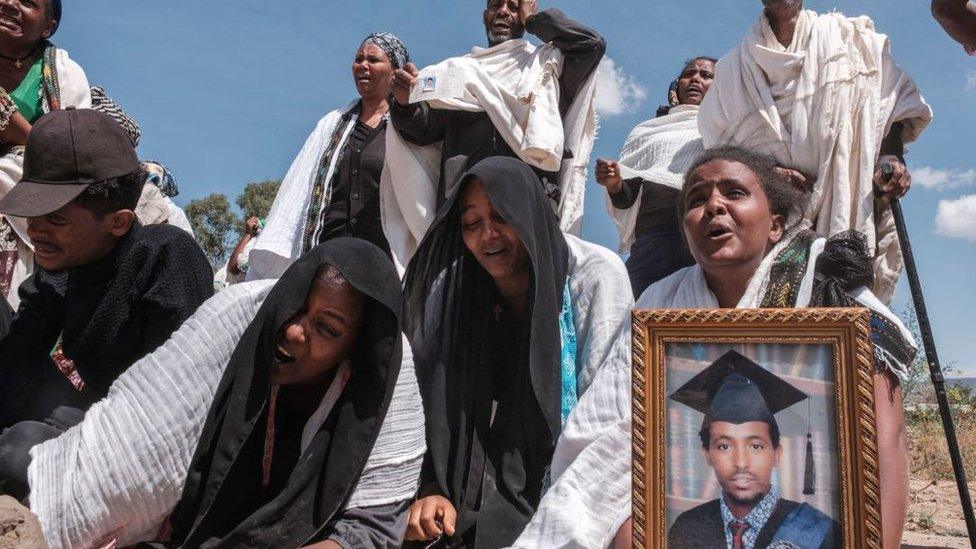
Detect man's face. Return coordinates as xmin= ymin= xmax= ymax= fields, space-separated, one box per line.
xmin=26 ymin=202 xmax=129 ymax=271
xmin=484 ymin=0 xmax=525 ymax=47
xmin=701 ymin=421 xmax=782 ymax=509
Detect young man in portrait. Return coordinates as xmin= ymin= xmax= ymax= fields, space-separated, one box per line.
xmin=668 ymin=350 xmax=842 ymax=549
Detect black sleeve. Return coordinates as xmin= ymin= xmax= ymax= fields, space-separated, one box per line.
xmin=525 ymin=8 xmax=607 ymax=114
xmin=608 ymin=177 xmax=644 ymax=210
xmin=138 ymin=229 xmax=214 ymax=354
xmin=0 ymin=272 xmax=64 ymax=427
xmin=390 ymin=101 xmax=450 ymax=146
xmin=879 ymin=121 xmax=905 ymax=161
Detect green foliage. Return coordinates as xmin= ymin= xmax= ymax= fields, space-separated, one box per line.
xmin=183 ymin=180 xmax=282 ymax=268
xmin=185 ymin=193 xmax=238 ymax=268
xmin=235 ymin=180 xmax=281 ymax=221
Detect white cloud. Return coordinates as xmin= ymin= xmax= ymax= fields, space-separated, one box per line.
xmin=913 ymin=166 xmax=976 ymax=190
xmin=593 ymin=57 xmax=646 ymax=117
xmin=967 ymin=70 xmax=976 ymax=92
xmin=934 ymin=194 xmax=976 ymax=243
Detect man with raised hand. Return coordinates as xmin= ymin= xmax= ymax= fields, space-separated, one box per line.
xmin=698 ymin=0 xmax=932 ymax=306
xmin=383 ymin=1 xmax=605 ymax=267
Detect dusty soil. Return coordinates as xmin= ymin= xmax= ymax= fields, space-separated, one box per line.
xmin=902 ymin=478 xmax=973 ymax=548
xmin=0 ymin=496 xmax=46 ymax=549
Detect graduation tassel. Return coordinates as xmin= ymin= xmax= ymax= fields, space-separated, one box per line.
xmin=803 ymin=399 xmax=815 ymax=495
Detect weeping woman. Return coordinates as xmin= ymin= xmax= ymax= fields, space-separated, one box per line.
xmin=247 ymin=33 xmax=410 ymax=280
xmin=402 ymin=156 xmax=634 ymax=547
xmin=527 ymin=146 xmax=919 ymax=548
xmin=25 ymin=239 xmax=426 ymax=548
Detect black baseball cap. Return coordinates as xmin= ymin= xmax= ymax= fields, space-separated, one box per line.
xmin=0 ymin=109 xmax=141 ymax=218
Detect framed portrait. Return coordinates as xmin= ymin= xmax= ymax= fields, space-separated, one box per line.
xmin=632 ymin=308 xmax=882 ymax=549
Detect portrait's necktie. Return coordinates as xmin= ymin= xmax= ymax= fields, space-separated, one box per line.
xmin=729 ymin=520 xmax=750 ymax=549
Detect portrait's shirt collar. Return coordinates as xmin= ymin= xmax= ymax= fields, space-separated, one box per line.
xmin=719 ymin=486 xmax=780 ymax=549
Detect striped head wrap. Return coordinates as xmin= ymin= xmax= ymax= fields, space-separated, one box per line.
xmin=360 ymin=32 xmax=410 ymax=69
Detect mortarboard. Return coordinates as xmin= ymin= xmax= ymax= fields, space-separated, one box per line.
xmin=670 ymin=349 xmax=818 ymax=495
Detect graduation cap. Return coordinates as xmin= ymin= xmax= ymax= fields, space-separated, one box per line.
xmin=670 ymin=350 xmax=818 ymax=495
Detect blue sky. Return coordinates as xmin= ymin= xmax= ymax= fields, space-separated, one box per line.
xmin=59 ymin=1 xmax=975 ymax=375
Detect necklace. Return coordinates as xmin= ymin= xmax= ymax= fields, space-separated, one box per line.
xmin=0 ymin=46 xmax=38 ymax=69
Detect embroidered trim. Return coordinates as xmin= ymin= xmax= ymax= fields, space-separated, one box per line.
xmin=300 ymin=105 xmax=362 ymax=252
xmin=870 ymin=311 xmax=916 ymax=378
xmin=0 ymin=87 xmax=17 ymax=133
xmin=40 ymin=43 xmax=62 ymax=112
xmin=760 ymin=230 xmax=818 ymax=308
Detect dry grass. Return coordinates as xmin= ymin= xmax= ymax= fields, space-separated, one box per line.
xmin=908 ymin=415 xmax=976 ymax=482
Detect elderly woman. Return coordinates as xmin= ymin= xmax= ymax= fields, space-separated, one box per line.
xmin=247 ymin=33 xmax=410 ymax=281
xmin=595 ymin=57 xmax=715 ymax=297
xmin=528 ymin=146 xmax=917 ymax=548
xmin=0 ymin=0 xmax=90 ymax=309
xmin=402 ymin=156 xmax=633 ymax=548
xmin=24 ymin=239 xmax=426 ymax=548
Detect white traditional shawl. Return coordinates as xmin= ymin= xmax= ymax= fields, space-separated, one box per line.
xmin=381 ymin=39 xmax=598 ymax=272
xmin=513 ymin=230 xmax=917 ymax=548
xmin=606 ymin=104 xmax=704 ymax=253
xmin=699 ymin=10 xmax=932 ymax=303
xmin=507 ymin=235 xmax=634 ymax=549
xmin=0 ymin=48 xmax=90 ymax=309
xmin=247 ymin=103 xmax=359 ymax=281
xmin=27 ymin=281 xmax=426 ymax=549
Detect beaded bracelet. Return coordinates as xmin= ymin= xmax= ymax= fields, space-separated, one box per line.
xmin=0 ymin=87 xmax=19 ymax=133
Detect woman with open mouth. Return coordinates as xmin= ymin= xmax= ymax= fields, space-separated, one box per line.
xmin=246 ymin=32 xmax=411 ymax=281
xmin=0 ymin=0 xmax=91 ymax=310
xmin=401 ymin=156 xmax=634 ymax=548
xmin=596 ymin=56 xmax=716 ymax=298
xmin=25 ymin=238 xmax=426 ymax=548
xmin=543 ymin=146 xmax=919 ymax=548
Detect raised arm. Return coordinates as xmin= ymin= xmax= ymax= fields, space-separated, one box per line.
xmin=391 ymin=62 xmax=450 ymax=146
xmin=525 ymin=8 xmax=607 ymax=113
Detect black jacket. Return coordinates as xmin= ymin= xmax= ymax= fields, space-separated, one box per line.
xmin=667 ymin=498 xmax=842 ymax=549
xmin=0 ymin=223 xmax=213 ymax=427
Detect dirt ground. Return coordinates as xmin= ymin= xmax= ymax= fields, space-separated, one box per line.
xmin=902 ymin=478 xmax=974 ymax=548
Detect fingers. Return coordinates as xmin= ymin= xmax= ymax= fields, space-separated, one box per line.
xmin=442 ymin=503 xmax=458 ymax=537
xmin=405 ymin=62 xmax=419 ymax=77
xmin=405 ymin=501 xmax=423 ymax=541
xmin=419 ymin=498 xmax=443 ymax=540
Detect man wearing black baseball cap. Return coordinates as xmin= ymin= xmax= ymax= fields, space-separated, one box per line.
xmin=0 ymin=109 xmax=213 ymax=500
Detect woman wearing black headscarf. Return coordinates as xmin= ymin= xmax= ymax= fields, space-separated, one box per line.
xmin=402 ymin=157 xmax=634 ymax=548
xmin=247 ymin=32 xmax=411 ymax=281
xmin=163 ymin=238 xmax=412 ymax=548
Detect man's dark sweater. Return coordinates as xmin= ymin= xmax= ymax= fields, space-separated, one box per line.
xmin=391 ymin=8 xmax=605 ymax=206
xmin=0 ymin=223 xmax=213 ymax=427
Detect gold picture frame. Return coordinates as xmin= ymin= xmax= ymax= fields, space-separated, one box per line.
xmin=632 ymin=308 xmax=881 ymax=548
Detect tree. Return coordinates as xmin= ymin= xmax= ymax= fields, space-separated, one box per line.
xmin=185 ymin=193 xmax=238 ymax=268
xmin=235 ymin=179 xmax=281 ymax=222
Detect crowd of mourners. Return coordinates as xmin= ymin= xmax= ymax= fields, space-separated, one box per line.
xmin=0 ymin=0 xmax=970 ymax=547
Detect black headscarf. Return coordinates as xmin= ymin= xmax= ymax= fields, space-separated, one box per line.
xmin=168 ymin=238 xmax=403 ymax=548
xmin=403 ymin=156 xmax=570 ymax=547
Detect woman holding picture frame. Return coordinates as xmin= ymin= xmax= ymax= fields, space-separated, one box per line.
xmin=525 ymin=146 xmax=918 ymax=548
